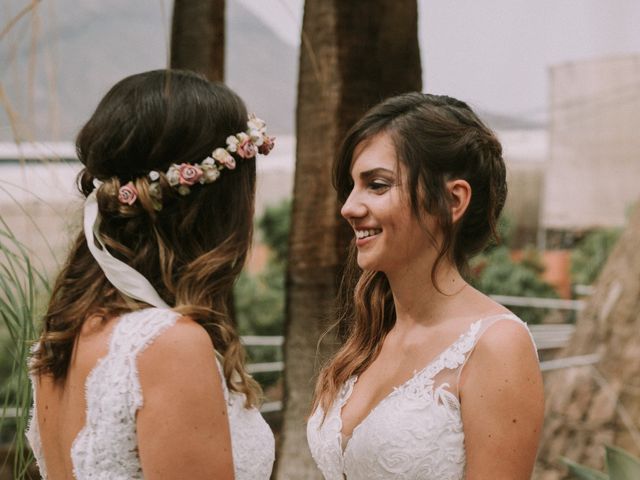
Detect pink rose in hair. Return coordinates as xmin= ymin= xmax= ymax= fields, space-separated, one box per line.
xmin=178 ymin=164 xmax=203 ymax=185
xmin=236 ymin=138 xmax=258 ymax=159
xmin=118 ymin=182 xmax=138 ymax=205
xmin=258 ymin=136 xmax=275 ymax=155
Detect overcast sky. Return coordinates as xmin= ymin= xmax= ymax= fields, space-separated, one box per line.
xmin=2 ymin=0 xmax=640 ymax=141
xmin=238 ymin=0 xmax=640 ymax=122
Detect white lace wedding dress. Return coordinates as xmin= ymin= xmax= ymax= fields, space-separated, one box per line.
xmin=307 ymin=313 xmax=537 ymax=480
xmin=26 ymin=308 xmax=275 ymax=479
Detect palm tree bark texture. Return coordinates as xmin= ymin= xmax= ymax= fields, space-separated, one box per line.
xmin=277 ymin=1 xmax=421 ymax=478
xmin=534 ymin=202 xmax=640 ymax=480
xmin=171 ymin=0 xmax=225 ymax=82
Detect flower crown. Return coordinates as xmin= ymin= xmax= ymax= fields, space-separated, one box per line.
xmin=117 ymin=114 xmax=275 ymax=210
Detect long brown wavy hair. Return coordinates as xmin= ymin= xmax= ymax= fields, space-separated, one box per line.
xmin=313 ymin=93 xmax=507 ymax=414
xmin=30 ymin=69 xmax=261 ymax=406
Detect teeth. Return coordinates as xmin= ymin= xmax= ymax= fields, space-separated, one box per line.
xmin=355 ymin=229 xmax=381 ymax=239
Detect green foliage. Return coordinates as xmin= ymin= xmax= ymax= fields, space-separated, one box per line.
xmin=235 ymin=263 xmax=284 ymax=388
xmin=470 ymin=215 xmax=559 ymax=324
xmin=571 ymin=229 xmax=621 ymax=286
xmin=489 ymin=214 xmax=515 ymax=252
xmin=236 ymin=199 xmax=290 ymax=337
xmin=235 ymin=200 xmax=291 ymax=388
xmin=562 ymin=444 xmax=640 ymax=480
xmin=562 ymin=458 xmax=608 ymax=480
xmin=471 ymin=245 xmax=558 ymax=324
xmin=0 ymin=334 xmax=21 ymax=411
xmin=235 ymin=261 xmax=285 ymax=337
xmin=258 ymin=199 xmax=291 ymax=264
xmin=606 ymin=445 xmax=640 ymax=480
xmin=0 ymin=215 xmax=49 ymax=476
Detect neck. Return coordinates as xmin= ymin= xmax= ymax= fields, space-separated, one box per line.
xmin=386 ymin=257 xmax=467 ymax=330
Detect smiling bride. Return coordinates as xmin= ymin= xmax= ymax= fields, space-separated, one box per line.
xmin=307 ymin=92 xmax=544 ymax=480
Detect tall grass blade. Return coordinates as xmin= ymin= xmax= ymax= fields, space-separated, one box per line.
xmin=0 ymin=211 xmax=50 ymax=477
xmin=561 ymin=457 xmax=609 ymax=480
xmin=605 ymin=444 xmax=640 ymax=480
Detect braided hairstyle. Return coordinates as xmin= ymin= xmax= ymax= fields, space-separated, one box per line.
xmin=315 ymin=92 xmax=507 ymax=414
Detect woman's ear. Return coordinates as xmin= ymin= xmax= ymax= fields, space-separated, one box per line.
xmin=447 ymin=179 xmax=471 ymax=224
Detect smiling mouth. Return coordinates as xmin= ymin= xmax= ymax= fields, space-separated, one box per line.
xmin=355 ymin=228 xmax=382 ymax=239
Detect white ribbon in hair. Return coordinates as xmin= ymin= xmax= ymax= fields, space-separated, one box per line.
xmin=83 ymin=192 xmax=170 ymax=309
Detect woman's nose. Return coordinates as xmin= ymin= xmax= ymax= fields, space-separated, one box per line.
xmin=341 ymin=190 xmax=367 ymax=220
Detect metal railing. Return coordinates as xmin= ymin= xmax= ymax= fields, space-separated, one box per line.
xmin=240 ymin=336 xmax=284 ymax=376
xmin=242 ymin=293 xmax=590 ymax=377
xmin=243 ymin=323 xmax=578 ymax=375
xmin=1 ymin=296 xmax=587 ymax=418
xmin=489 ymin=294 xmax=585 ymax=311
xmin=538 ymin=353 xmax=600 ymax=372
xmin=528 ymin=323 xmax=576 ymax=350
xmin=241 ymin=293 xmax=597 ymax=409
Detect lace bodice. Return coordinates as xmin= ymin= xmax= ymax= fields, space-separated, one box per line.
xmin=307 ymin=314 xmax=537 ymax=480
xmin=26 ymin=308 xmax=275 ymax=479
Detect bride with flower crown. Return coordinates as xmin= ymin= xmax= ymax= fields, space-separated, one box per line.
xmin=26 ymin=69 xmax=275 ymax=479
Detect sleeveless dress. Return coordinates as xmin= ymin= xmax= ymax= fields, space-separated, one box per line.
xmin=26 ymin=308 xmax=275 ymax=480
xmin=306 ymin=314 xmax=538 ymax=480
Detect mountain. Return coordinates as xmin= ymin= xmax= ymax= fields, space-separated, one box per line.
xmin=0 ymin=0 xmax=297 ymax=141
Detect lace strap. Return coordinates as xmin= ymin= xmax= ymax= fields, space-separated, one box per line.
xmin=417 ymin=319 xmax=484 ymax=382
xmin=108 ymin=308 xmax=181 ymax=357
xmin=26 ymin=367 xmax=48 ymax=479
xmin=84 ymin=308 xmax=182 ymax=420
xmin=215 ymin=355 xmax=231 ymax=403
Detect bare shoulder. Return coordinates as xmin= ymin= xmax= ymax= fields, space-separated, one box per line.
xmin=459 ymin=314 xmax=542 ymax=405
xmin=135 ymin=316 xmax=234 ymax=478
xmin=142 ymin=315 xmax=213 ymax=354
xmin=137 ymin=316 xmax=217 ymax=385
xmin=460 ymin=316 xmax=544 ymax=478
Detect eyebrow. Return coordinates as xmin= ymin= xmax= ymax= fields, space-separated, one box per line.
xmin=356 ymin=167 xmax=395 ymax=181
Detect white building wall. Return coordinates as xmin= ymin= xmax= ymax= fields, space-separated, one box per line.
xmin=542 ymin=54 xmax=640 ymax=231
xmin=0 ymin=136 xmax=296 ymax=275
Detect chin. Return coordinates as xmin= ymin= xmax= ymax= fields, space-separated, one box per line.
xmin=356 ymin=253 xmax=382 ymax=272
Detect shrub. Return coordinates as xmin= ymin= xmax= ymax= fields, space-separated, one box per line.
xmin=235 ymin=200 xmax=291 ymax=388
xmin=470 ymin=216 xmax=559 ymax=324
xmin=571 ymin=229 xmax=621 ymax=286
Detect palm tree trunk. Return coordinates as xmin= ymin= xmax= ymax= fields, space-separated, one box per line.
xmin=170 ymin=0 xmax=225 ymax=82
xmin=535 ymin=202 xmax=640 ymax=479
xmin=276 ymin=1 xmax=421 ymax=478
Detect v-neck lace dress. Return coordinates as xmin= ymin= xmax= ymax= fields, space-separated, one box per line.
xmin=26 ymin=308 xmax=275 ymax=480
xmin=306 ymin=314 xmax=537 ymax=480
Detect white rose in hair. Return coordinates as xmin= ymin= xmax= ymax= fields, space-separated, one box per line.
xmin=166 ymin=165 xmax=181 ymax=186
xmin=226 ymin=135 xmax=239 ymax=152
xmin=247 ymin=114 xmax=266 ymax=131
xmin=203 ymin=167 xmax=221 ymax=182
xmin=212 ymin=148 xmax=236 ymax=169
xmin=249 ymin=130 xmax=264 ymax=146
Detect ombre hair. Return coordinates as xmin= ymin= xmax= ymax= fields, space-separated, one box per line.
xmin=31 ymin=70 xmax=261 ymax=406
xmin=313 ymin=93 xmax=507 ymax=414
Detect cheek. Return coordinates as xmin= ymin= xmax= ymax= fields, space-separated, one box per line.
xmin=397 ymin=218 xmax=436 ymax=254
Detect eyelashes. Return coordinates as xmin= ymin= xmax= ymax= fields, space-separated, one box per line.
xmin=345 ymin=178 xmax=394 ymax=196
xmin=369 ymin=181 xmax=391 ymax=191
